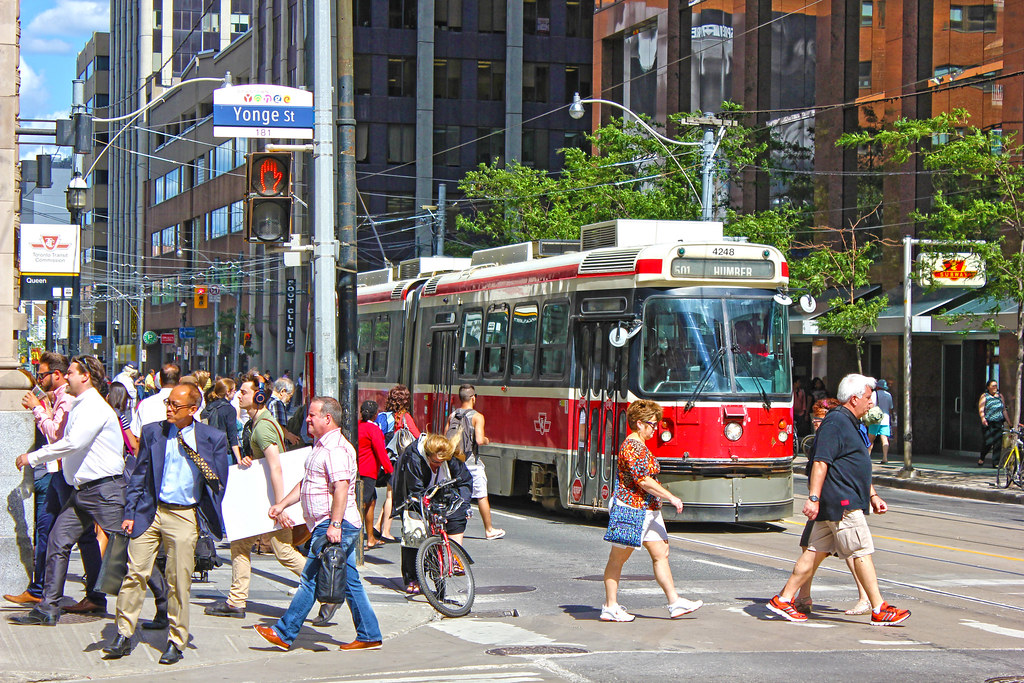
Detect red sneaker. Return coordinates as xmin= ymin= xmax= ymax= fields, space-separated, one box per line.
xmin=767 ymin=595 xmax=808 ymax=622
xmin=870 ymin=602 xmax=910 ymax=626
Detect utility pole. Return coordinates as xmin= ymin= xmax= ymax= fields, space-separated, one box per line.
xmin=681 ymin=116 xmax=736 ymax=222
xmin=232 ymin=252 xmax=242 ymax=376
xmin=212 ymin=257 xmax=220 ymax=377
xmin=336 ymin=0 xmax=358 ymax=440
xmin=435 ymin=183 xmax=446 ymax=256
xmin=311 ymin=0 xmax=340 ymax=400
xmin=67 ymin=79 xmax=86 ymax=354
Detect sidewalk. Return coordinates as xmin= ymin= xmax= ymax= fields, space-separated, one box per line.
xmin=796 ymin=449 xmax=1024 ymax=504
xmin=0 ymin=540 xmax=435 ymax=683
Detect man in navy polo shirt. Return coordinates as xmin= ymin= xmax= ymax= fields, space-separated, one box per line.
xmin=766 ymin=373 xmax=911 ymax=626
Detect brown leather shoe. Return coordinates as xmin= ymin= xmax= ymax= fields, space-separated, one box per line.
xmin=339 ymin=639 xmax=382 ymax=651
xmin=253 ymin=624 xmax=289 ymax=651
xmin=61 ymin=598 xmax=106 ymax=614
xmin=4 ymin=591 xmax=42 ymax=605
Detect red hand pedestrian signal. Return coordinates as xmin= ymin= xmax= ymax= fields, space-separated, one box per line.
xmin=245 ymin=152 xmax=292 ymax=243
xmin=257 ymin=158 xmax=284 ymax=195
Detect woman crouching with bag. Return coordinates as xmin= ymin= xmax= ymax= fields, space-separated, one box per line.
xmin=601 ymin=399 xmax=703 ymax=622
xmin=392 ymin=433 xmax=472 ymax=595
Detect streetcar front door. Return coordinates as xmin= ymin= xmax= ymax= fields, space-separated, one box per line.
xmin=569 ymin=321 xmax=629 ymax=509
xmin=428 ymin=327 xmax=459 ymax=434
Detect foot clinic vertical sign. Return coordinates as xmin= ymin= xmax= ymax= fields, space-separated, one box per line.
xmin=285 ymin=278 xmax=296 ymax=352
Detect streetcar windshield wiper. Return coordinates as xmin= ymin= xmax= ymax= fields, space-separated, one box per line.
xmin=732 ymin=345 xmax=772 ymax=412
xmin=683 ymin=346 xmax=726 ymax=413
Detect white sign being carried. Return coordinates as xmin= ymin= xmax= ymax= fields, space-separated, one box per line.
xmin=221 ymin=447 xmax=309 ymax=542
xmin=917 ymin=252 xmax=986 ymax=289
xmin=20 ymin=223 xmax=81 ymax=275
xmin=213 ymin=84 xmax=314 ymax=139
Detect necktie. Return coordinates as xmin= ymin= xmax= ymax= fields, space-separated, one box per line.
xmin=177 ymin=430 xmax=220 ymax=491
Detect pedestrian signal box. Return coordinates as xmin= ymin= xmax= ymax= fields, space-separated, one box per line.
xmin=245 ymin=152 xmax=293 ymax=243
xmin=194 ymin=285 xmax=208 ymax=309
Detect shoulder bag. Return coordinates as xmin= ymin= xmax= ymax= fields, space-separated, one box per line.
xmin=316 ymin=542 xmax=348 ymax=604
xmin=603 ymin=497 xmax=645 ymax=548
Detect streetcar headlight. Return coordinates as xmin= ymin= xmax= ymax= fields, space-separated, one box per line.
xmin=778 ymin=431 xmax=789 ymax=443
xmin=660 ymin=430 xmax=672 ymax=443
xmin=724 ymin=422 xmax=743 ymax=441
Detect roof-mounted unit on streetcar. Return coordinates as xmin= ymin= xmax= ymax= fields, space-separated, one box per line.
xmin=356 ymin=267 xmax=394 ymax=288
xmin=580 ymin=219 xmax=723 ymax=250
xmin=469 ymin=240 xmax=581 ymax=267
xmin=396 ymin=256 xmax=471 ymax=280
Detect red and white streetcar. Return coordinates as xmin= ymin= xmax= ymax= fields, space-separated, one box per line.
xmin=356 ymin=220 xmax=794 ymax=522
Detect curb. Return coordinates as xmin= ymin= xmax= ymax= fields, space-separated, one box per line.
xmin=872 ymin=474 xmax=1024 ymax=505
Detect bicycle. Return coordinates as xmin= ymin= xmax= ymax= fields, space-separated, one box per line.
xmin=399 ymin=479 xmax=475 ymax=617
xmin=996 ymin=427 xmax=1023 ymax=489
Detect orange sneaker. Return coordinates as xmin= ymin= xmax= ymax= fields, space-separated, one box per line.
xmin=870 ymin=602 xmax=910 ymax=626
xmin=767 ymin=595 xmax=808 ymax=622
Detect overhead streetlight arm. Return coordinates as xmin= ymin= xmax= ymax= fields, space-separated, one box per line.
xmin=569 ymin=93 xmax=701 ymax=148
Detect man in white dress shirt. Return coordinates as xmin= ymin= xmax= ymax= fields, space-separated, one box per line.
xmin=132 ymin=364 xmax=181 ymax=437
xmin=10 ymin=356 xmax=127 ymax=626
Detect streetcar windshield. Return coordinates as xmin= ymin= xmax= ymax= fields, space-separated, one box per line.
xmin=639 ymin=296 xmax=791 ymax=397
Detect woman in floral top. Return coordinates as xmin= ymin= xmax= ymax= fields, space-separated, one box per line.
xmin=600 ymin=399 xmax=703 ymax=623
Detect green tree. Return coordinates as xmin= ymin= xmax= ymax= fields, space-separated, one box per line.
xmin=840 ymin=110 xmax=1024 ymax=426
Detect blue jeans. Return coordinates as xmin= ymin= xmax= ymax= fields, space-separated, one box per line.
xmin=28 ymin=473 xmax=53 ymax=597
xmin=273 ymin=520 xmax=382 ymax=645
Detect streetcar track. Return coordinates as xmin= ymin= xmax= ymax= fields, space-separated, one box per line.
xmin=668 ymin=534 xmax=1024 ymax=614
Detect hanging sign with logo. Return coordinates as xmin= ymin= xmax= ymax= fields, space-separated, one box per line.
xmin=19 ymin=224 xmax=81 ymax=300
xmin=213 ymin=84 xmax=313 ymax=139
xmin=918 ymin=253 xmax=986 ymax=288
xmin=285 ymin=278 xmax=297 ymax=352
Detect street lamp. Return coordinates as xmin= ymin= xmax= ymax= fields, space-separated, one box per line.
xmin=112 ymin=319 xmax=120 ymax=367
xmin=65 ymin=172 xmax=87 ymax=222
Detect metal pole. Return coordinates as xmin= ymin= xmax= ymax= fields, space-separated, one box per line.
xmin=135 ymin=279 xmax=143 ymax=370
xmin=68 ymin=79 xmax=85 ymax=355
xmin=313 ymin=0 xmax=339 ymax=398
xmin=212 ymin=258 xmax=220 ymax=377
xmin=233 ymin=252 xmax=242 ymax=376
xmin=337 ymin=0 xmax=359 ymax=440
xmin=435 ymin=183 xmax=446 ymax=256
xmin=902 ymin=236 xmax=914 ymax=477
xmin=700 ymin=127 xmax=716 ymax=222
xmin=45 ymin=301 xmax=55 ymax=351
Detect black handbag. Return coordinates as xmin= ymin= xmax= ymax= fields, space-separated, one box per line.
xmin=316 ymin=542 xmax=348 ymax=604
xmin=194 ymin=509 xmax=223 ymax=573
xmin=97 ymin=531 xmax=131 ymax=594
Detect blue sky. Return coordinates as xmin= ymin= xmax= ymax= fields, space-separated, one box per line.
xmin=19 ymin=0 xmax=110 ymax=158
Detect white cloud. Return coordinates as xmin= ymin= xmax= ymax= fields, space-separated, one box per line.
xmin=22 ymin=37 xmax=73 ymax=54
xmin=19 ymin=58 xmax=50 ymax=114
xmin=25 ymin=1 xmax=109 ymax=38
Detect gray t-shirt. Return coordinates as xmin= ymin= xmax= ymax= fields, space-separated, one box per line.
xmin=872 ymin=389 xmax=894 ymax=426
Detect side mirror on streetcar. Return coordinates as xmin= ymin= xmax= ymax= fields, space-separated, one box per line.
xmin=799 ymin=294 xmax=816 ymax=313
xmin=609 ymin=319 xmax=644 ymax=348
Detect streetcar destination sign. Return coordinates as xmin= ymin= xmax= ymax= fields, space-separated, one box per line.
xmin=670 ymin=257 xmax=775 ymax=279
xmin=213 ymin=84 xmax=313 ymax=139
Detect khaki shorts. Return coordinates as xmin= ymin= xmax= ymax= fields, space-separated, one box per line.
xmin=806 ymin=508 xmax=875 ymax=559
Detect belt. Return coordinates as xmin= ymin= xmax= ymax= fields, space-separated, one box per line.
xmin=76 ymin=475 xmax=119 ymax=491
xmin=159 ymin=502 xmax=197 ymax=510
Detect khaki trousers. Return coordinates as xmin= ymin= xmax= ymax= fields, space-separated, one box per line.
xmin=115 ymin=506 xmax=198 ymax=649
xmin=227 ymin=528 xmax=305 ymax=607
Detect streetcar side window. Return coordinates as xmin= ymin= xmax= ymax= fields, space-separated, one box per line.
xmin=539 ymin=301 xmax=569 ymax=377
xmin=510 ymin=303 xmax=539 ymax=378
xmin=371 ymin=315 xmax=390 ymax=375
xmin=357 ymin=319 xmax=372 ymax=376
xmin=483 ymin=305 xmax=509 ymax=377
xmin=459 ymin=309 xmax=483 ymax=376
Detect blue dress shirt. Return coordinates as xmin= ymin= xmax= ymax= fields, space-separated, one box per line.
xmin=160 ymin=423 xmax=200 ymax=506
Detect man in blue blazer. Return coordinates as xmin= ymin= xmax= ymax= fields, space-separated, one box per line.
xmin=101 ymin=383 xmax=229 ymax=665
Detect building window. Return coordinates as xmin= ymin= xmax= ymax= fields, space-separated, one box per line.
xmin=523 ymin=128 xmax=549 ymax=169
xmin=477 ymin=60 xmax=505 ymax=101
xmin=210 ymin=206 xmax=230 ymax=240
xmin=524 ymin=0 xmax=550 ymax=35
xmin=389 ymin=0 xmax=416 ymax=29
xmin=565 ymin=64 xmax=592 ymax=102
xmin=434 ymin=59 xmax=461 ymax=99
xmin=563 ymin=130 xmax=587 ymax=154
xmin=436 ymin=0 xmax=462 ymax=31
xmin=858 ymin=61 xmax=872 ymax=89
xmin=356 ymin=122 xmax=369 ymax=162
xmin=160 ymin=225 xmax=177 ymax=255
xmin=476 ymin=128 xmax=504 ymax=166
xmin=355 ymin=55 xmax=372 ymax=95
xmin=523 ymin=62 xmax=549 ymax=102
xmin=950 ymin=5 xmax=996 ymax=32
xmin=230 ymin=12 xmax=249 ymax=34
xmin=387 ymin=57 xmax=416 ymax=97
xmin=433 ymin=125 xmax=460 ymax=167
xmin=387 ymin=124 xmax=415 ymax=163
xmin=230 ymin=201 xmax=244 ymax=233
xmin=479 ymin=0 xmax=506 ymax=33
xmin=151 ymin=233 xmax=161 ymax=257
xmin=355 ymin=0 xmax=372 ymax=27
xmin=860 ymin=1 xmax=872 ymax=26
xmin=566 ymin=0 xmax=593 ymax=38
xmin=195 ymin=154 xmax=207 ymax=185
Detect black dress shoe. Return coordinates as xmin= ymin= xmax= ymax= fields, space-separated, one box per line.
xmin=311 ymin=602 xmax=339 ymax=627
xmin=8 ymin=608 xmax=58 ymax=626
xmin=102 ymin=634 xmax=132 ymax=659
xmin=158 ymin=643 xmax=183 ymax=665
xmin=204 ymin=600 xmax=245 ymax=618
xmin=142 ymin=611 xmax=169 ymax=630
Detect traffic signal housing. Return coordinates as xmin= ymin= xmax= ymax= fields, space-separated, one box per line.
xmin=194 ymin=285 xmax=208 ymax=309
xmin=245 ymin=152 xmax=293 ymax=243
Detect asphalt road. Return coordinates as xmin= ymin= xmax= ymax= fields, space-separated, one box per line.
xmin=48 ymin=482 xmax=1024 ymax=683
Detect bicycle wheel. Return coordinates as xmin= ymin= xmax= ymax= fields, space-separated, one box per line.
xmin=800 ymin=435 xmax=815 ymax=457
xmin=998 ymin=447 xmax=1017 ymax=489
xmin=1008 ymin=450 xmax=1022 ymax=489
xmin=416 ymin=536 xmax=475 ymax=618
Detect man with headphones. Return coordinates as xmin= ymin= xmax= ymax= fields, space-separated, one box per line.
xmin=205 ymin=374 xmax=307 ymax=618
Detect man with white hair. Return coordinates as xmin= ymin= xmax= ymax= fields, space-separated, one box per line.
xmin=766 ymin=373 xmax=911 ymax=626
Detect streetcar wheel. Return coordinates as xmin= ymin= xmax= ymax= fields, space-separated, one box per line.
xmin=416 ymin=536 xmax=475 ymax=618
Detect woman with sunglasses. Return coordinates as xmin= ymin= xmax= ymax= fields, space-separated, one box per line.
xmin=600 ymin=399 xmax=703 ymax=622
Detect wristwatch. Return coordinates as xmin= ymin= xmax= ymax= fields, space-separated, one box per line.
xmin=330 ymin=521 xmax=343 ymax=529
xmin=808 ymin=495 xmax=819 ymax=502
